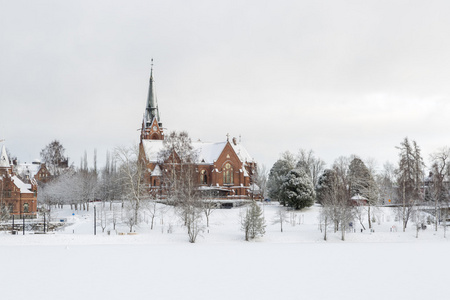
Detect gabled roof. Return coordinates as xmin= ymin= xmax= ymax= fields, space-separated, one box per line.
xmin=152 ymin=164 xmax=162 ymax=176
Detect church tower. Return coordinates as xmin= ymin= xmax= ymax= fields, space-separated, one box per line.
xmin=140 ymin=60 xmax=164 ymax=141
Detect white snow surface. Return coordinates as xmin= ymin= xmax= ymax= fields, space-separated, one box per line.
xmin=1 ymin=203 xmax=449 ymax=300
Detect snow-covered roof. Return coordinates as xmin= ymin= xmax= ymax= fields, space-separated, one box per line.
xmin=0 ymin=145 xmax=10 ymax=168
xmin=152 ymin=164 xmax=162 ymax=176
xmin=351 ymin=194 xmax=368 ymax=201
xmin=142 ymin=140 xmax=255 ymax=165
xmin=11 ymin=175 xmax=33 ymax=194
xmin=192 ymin=141 xmax=227 ymax=164
xmin=141 ymin=140 xmax=165 ymax=162
xmin=230 ymin=142 xmax=254 ymax=163
xmin=15 ymin=162 xmax=41 ymax=179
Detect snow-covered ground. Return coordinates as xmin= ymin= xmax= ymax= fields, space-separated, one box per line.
xmin=1 ymin=202 xmax=449 ymax=300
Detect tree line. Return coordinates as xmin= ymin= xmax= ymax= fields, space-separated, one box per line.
xmin=267 ymin=138 xmax=450 ymax=240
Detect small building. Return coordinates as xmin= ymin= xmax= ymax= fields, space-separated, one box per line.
xmin=0 ymin=145 xmax=37 ymax=217
xmin=350 ymin=194 xmax=368 ymax=206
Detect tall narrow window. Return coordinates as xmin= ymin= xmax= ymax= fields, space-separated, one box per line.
xmin=223 ymin=163 xmax=233 ymax=185
xmin=23 ymin=203 xmax=29 ymax=213
xmin=200 ymin=170 xmax=207 ymax=185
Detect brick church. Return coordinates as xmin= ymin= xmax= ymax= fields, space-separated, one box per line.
xmin=138 ymin=66 xmax=259 ymax=200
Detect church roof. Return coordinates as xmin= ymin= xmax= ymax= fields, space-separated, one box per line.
xmin=0 ymin=145 xmax=10 ymax=168
xmin=141 ymin=139 xmax=255 ymax=165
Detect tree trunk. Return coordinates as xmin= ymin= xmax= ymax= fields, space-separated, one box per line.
xmin=367 ymin=205 xmax=372 ymax=229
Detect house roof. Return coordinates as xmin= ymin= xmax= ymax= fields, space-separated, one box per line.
xmin=15 ymin=162 xmax=41 ymax=179
xmin=351 ymin=194 xmax=368 ymax=201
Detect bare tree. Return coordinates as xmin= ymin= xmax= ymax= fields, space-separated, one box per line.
xmin=201 ymin=196 xmax=217 ymax=229
xmin=296 ymin=149 xmax=326 ymax=188
xmin=123 ymin=202 xmax=137 ymax=233
xmin=145 ymin=200 xmax=158 ymax=230
xmin=40 ymin=140 xmax=68 ymax=177
xmin=317 ymin=157 xmax=355 ymax=241
xmin=376 ymin=161 xmax=397 ymax=205
xmin=115 ymin=145 xmax=147 ymax=224
xmin=428 ymin=147 xmax=450 ymax=233
xmin=98 ymin=206 xmax=107 ymax=233
xmin=111 ymin=205 xmax=119 ymax=231
xmin=252 ymin=164 xmax=268 ymax=200
xmin=158 ymin=131 xmax=205 ymax=242
xmin=272 ymin=206 xmax=289 ymax=232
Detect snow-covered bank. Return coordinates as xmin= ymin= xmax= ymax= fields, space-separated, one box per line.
xmin=1 ymin=242 xmax=448 ymax=300
xmin=1 ymin=203 xmax=449 ymax=300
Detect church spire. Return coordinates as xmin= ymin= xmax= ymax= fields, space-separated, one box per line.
xmin=0 ymin=145 xmax=10 ymax=168
xmin=144 ymin=59 xmax=160 ymax=127
xmin=141 ymin=60 xmax=164 ymax=141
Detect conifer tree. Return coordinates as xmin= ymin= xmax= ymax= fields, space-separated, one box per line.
xmin=279 ymin=169 xmax=315 ymax=210
xmin=241 ymin=201 xmax=266 ymax=241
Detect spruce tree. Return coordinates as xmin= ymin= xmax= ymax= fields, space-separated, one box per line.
xmin=241 ymin=201 xmax=266 ymax=241
xmin=280 ymin=169 xmax=316 ymax=210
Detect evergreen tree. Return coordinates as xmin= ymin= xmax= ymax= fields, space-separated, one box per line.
xmin=396 ymin=137 xmax=424 ymax=231
xmin=241 ymin=201 xmax=266 ymax=241
xmin=267 ymin=152 xmax=296 ymax=204
xmin=348 ymin=157 xmax=378 ymax=228
xmin=280 ymin=169 xmax=315 ymax=210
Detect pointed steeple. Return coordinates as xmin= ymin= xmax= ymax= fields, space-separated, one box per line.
xmin=144 ymin=59 xmax=160 ymax=128
xmin=0 ymin=145 xmax=10 ymax=168
xmin=140 ymin=60 xmax=164 ymax=141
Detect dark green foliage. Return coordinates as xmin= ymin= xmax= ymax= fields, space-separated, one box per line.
xmin=280 ymin=169 xmax=315 ymax=210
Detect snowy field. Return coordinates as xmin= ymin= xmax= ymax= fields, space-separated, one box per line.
xmin=1 ymin=202 xmax=449 ymax=300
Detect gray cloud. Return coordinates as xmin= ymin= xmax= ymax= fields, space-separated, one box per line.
xmin=1 ymin=0 xmax=449 ymax=170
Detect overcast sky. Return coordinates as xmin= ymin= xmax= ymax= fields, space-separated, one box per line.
xmin=1 ymin=0 xmax=450 ymax=172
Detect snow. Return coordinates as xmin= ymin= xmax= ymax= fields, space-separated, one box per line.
xmin=14 ymin=161 xmax=41 ymax=178
xmin=11 ymin=175 xmax=33 ymax=193
xmin=1 ymin=203 xmax=449 ymax=300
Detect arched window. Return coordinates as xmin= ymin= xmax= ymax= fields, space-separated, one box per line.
xmin=23 ymin=203 xmax=29 ymax=213
xmin=200 ymin=170 xmax=207 ymax=185
xmin=223 ymin=163 xmax=233 ymax=185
